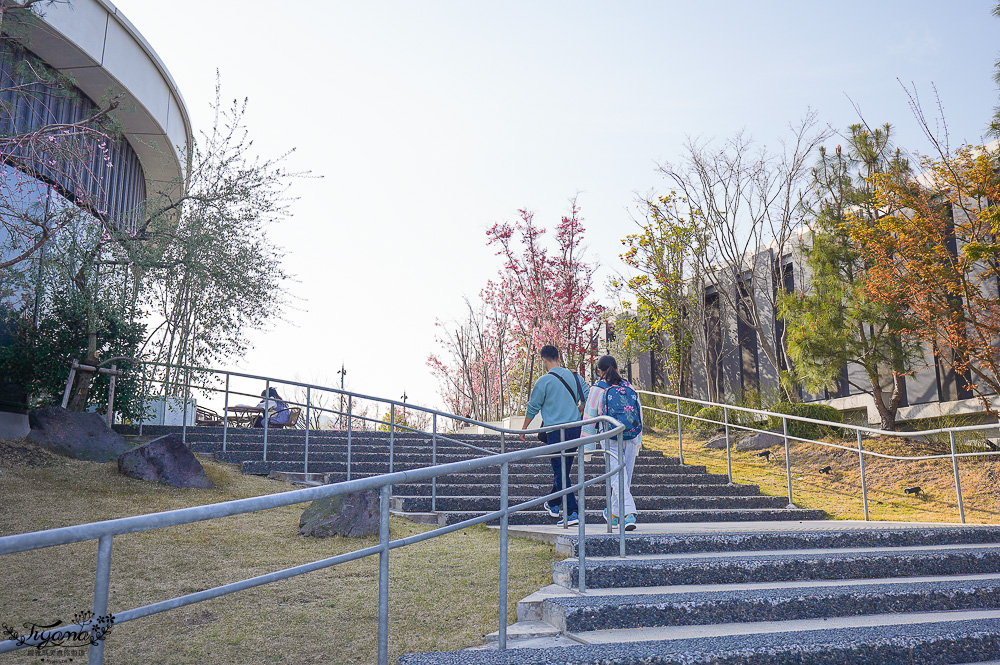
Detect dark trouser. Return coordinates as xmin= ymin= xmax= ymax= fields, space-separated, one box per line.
xmin=545 ymin=426 xmax=582 ymax=516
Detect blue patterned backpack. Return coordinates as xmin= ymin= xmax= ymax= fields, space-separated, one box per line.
xmin=596 ymin=380 xmax=642 ymax=440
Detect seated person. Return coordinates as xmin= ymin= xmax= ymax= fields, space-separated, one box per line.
xmin=252 ymin=388 xmax=291 ymax=428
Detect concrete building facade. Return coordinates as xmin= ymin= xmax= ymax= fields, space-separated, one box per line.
xmin=679 ymin=222 xmax=995 ymax=426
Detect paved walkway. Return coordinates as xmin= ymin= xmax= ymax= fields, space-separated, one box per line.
xmin=460 ymin=520 xmax=1000 ymax=652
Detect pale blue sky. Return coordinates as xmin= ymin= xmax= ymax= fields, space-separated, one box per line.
xmin=109 ymin=0 xmax=999 ymax=412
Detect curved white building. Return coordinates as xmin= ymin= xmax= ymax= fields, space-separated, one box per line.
xmin=0 ymin=0 xmax=192 ymax=436
xmin=31 ymin=0 xmax=190 ymax=189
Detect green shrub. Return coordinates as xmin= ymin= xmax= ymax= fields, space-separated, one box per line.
xmin=690 ymin=405 xmax=726 ymax=433
xmin=688 ymin=404 xmax=768 ymax=434
xmin=766 ymin=402 xmax=844 ymax=440
xmin=638 ymin=393 xmax=703 ymax=432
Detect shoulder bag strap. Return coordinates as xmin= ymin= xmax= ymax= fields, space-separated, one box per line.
xmin=548 ymin=370 xmax=581 ymax=403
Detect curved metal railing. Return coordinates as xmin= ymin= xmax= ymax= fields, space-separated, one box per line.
xmin=638 ymin=389 xmax=1000 ymax=523
xmin=2 ymin=364 xmax=631 ymax=665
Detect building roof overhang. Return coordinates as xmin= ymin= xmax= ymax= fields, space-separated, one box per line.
xmin=20 ymin=0 xmax=193 ymax=200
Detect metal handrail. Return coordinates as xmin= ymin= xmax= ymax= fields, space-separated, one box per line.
xmin=136 ymin=362 xmax=520 ymax=478
xmin=3 ymin=362 xmax=629 ymax=665
xmin=638 ymin=389 xmax=1000 ymax=523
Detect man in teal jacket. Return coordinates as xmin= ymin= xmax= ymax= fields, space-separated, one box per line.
xmin=520 ymin=345 xmax=588 ymax=526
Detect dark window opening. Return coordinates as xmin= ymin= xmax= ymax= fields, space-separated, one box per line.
xmin=736 ymin=277 xmax=760 ymax=397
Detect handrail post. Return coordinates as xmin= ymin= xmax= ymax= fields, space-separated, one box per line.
xmin=951 ymin=431 xmax=966 ymax=523
xmin=263 ymin=379 xmax=270 ymax=462
xmin=560 ymin=428 xmax=568 ymax=528
xmin=498 ymin=461 xmax=509 ymax=650
xmin=347 ymin=395 xmax=353 ymax=481
xmin=431 ymin=414 xmax=438 ymax=512
xmin=782 ymin=416 xmax=795 ymax=509
xmin=106 ymin=364 xmax=116 ymax=428
xmin=605 ymin=440 xmax=613 ymax=535
xmin=138 ymin=363 xmax=146 ymax=437
xmin=182 ymin=367 xmax=190 ymax=446
xmin=724 ymin=406 xmax=733 ymax=485
xmin=159 ymin=371 xmax=166 ymax=426
xmin=578 ymin=444 xmax=586 ymax=593
xmin=377 ymin=484 xmax=391 ymax=665
xmin=857 ymin=429 xmax=869 ymax=521
xmin=389 ymin=404 xmax=395 ymax=475
xmin=304 ymin=387 xmax=311 ymax=475
xmin=222 ymin=372 xmax=230 ymax=453
xmin=617 ymin=433 xmax=625 ymax=557
xmin=676 ymin=397 xmax=684 ymax=464
xmin=88 ymin=534 xmax=113 ymax=665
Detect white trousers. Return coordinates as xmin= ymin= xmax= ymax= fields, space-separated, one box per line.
xmin=600 ymin=434 xmax=641 ymax=516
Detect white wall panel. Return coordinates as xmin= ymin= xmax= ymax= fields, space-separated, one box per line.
xmin=35 ymin=0 xmax=109 ymax=67
xmin=101 ymin=17 xmax=169 ymax=130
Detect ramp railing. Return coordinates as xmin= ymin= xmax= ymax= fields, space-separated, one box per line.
xmin=2 ymin=374 xmax=628 ymax=664
xmin=638 ymin=389 xmax=1000 ymax=523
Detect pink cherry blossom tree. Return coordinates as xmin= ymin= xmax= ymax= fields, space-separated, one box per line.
xmin=430 ymin=199 xmax=603 ymax=420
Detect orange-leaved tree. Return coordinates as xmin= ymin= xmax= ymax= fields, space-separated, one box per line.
xmin=847 ymin=143 xmax=1000 ymax=410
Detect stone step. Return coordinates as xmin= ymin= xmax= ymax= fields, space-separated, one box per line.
xmin=390 ymin=482 xmax=761 ymax=498
xmin=543 ymin=575 xmax=1000 ymax=632
xmin=202 ymin=442 xmax=501 ymax=456
xmin=218 ymin=451 xmax=496 ymax=465
xmin=552 ymin=544 xmax=1000 ymax=589
xmin=240 ymin=460 xmax=708 ymax=477
xmin=518 ymin=573 xmax=1000 ymax=619
xmin=193 ymin=439 xmax=675 ymax=459
xmin=267 ymin=471 xmax=326 ymax=484
xmin=398 ymin=615 xmax=1000 ymax=664
xmin=561 ymin=609 xmax=1000 ymax=649
xmin=215 ymin=450 xmax=682 ymax=470
xmin=232 ymin=461 xmax=689 ymax=481
xmin=116 ymin=424 xmax=505 ymax=442
xmin=320 ymin=471 xmax=731 ymax=486
xmin=191 ymin=437 xmax=678 ymax=459
xmin=197 ymin=438 xmax=472 ymax=448
xmin=556 ymin=526 xmax=1000 ymax=557
xmin=435 ymin=508 xmax=824 ymax=527
xmin=390 ymin=495 xmax=789 ymax=513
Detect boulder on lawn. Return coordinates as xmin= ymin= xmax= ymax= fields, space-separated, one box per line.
xmin=299 ymin=490 xmax=379 ymax=538
xmin=28 ymin=406 xmax=129 ymax=462
xmin=118 ymin=433 xmax=214 ymax=488
xmin=735 ymin=429 xmax=784 ymax=452
xmin=702 ymin=433 xmax=730 ymax=449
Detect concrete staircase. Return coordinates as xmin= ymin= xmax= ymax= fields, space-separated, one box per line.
xmin=399 ymin=525 xmax=1000 ymax=664
xmin=116 ymin=425 xmax=824 ymax=526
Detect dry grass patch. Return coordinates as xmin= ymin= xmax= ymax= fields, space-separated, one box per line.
xmin=0 ymin=439 xmax=559 ymax=664
xmin=645 ymin=430 xmax=1000 ymax=523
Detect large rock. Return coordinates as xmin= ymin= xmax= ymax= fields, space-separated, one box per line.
xmin=702 ymin=433 xmax=730 ymax=449
xmin=118 ymin=433 xmax=214 ymax=488
xmin=28 ymin=407 xmax=129 ymax=461
xmin=735 ymin=429 xmax=785 ymax=452
xmin=299 ymin=490 xmax=379 ymax=538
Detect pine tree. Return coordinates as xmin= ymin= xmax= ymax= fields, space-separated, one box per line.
xmin=780 ymin=124 xmax=921 ymax=430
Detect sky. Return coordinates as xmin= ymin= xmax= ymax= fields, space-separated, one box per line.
xmin=107 ymin=0 xmax=1000 ymax=412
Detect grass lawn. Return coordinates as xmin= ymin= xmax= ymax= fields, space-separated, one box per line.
xmin=643 ymin=429 xmax=1000 ymax=524
xmin=0 ymin=440 xmax=559 ymax=665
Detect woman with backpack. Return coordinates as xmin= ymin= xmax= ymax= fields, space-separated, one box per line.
xmin=582 ymin=355 xmax=643 ymax=531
